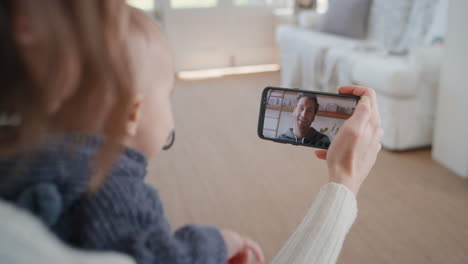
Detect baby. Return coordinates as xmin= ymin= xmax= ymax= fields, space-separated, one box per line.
xmin=0 ymin=6 xmax=263 ymax=264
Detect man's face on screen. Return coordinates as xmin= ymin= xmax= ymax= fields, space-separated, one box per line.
xmin=293 ymin=97 xmax=316 ymax=133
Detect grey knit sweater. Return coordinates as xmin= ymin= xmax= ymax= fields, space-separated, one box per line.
xmin=0 ymin=134 xmax=227 ymax=264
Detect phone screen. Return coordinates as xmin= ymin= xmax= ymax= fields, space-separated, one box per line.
xmin=258 ymin=87 xmax=359 ymax=149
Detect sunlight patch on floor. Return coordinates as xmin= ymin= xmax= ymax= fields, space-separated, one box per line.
xmin=177 ymin=64 xmax=280 ymax=81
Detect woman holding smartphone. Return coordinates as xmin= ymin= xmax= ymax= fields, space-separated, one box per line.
xmin=272 ymin=85 xmax=383 ymax=263
xmin=0 ymin=0 xmax=382 ymax=263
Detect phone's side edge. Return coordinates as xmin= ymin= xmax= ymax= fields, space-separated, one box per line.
xmin=257 ymin=87 xmax=271 ymax=140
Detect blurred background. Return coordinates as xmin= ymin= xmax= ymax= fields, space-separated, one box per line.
xmin=128 ymin=0 xmax=468 ymax=263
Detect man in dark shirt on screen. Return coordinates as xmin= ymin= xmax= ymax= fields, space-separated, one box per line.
xmin=278 ymin=93 xmax=331 ymax=148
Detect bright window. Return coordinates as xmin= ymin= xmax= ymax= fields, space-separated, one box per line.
xmin=234 ymin=0 xmax=293 ymax=8
xmin=127 ymin=0 xmax=155 ymax=11
xmin=170 ymin=0 xmax=218 ymax=9
xmin=233 ymin=0 xmax=327 ymax=12
xmin=316 ymin=0 xmax=328 ymax=14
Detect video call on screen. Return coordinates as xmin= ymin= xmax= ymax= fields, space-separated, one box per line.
xmin=262 ymin=89 xmax=357 ymax=148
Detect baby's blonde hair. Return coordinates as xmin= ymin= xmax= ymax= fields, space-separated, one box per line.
xmin=128 ymin=8 xmax=169 ymax=93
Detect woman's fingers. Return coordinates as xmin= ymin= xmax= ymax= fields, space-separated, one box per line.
xmin=338 ymin=85 xmax=371 ymax=97
xmin=339 ymin=86 xmax=381 ymax=129
xmin=345 ymin=96 xmax=372 ymax=133
xmin=374 ymin=127 xmax=384 ymax=142
xmin=338 ymin=86 xmax=377 ymax=111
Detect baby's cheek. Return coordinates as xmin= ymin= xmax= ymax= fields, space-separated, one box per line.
xmin=150 ymin=98 xmax=173 ymax=140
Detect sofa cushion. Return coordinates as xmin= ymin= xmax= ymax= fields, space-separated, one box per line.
xmin=317 ymin=0 xmax=372 ymax=39
xmin=424 ymin=0 xmax=449 ymax=45
xmin=351 ymin=53 xmax=419 ymax=97
xmin=370 ymin=0 xmax=413 ymax=54
xmin=350 ymin=45 xmax=443 ymax=98
xmin=277 ymin=25 xmax=359 ymax=49
xmin=397 ymin=0 xmax=439 ymax=52
xmin=297 ymin=10 xmax=322 ymax=29
xmin=277 ymin=25 xmax=360 ymax=90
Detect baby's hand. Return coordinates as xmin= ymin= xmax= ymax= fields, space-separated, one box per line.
xmin=221 ymin=229 xmax=265 ymax=264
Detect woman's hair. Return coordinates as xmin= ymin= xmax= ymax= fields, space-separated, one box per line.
xmin=0 ymin=0 xmax=136 ymax=189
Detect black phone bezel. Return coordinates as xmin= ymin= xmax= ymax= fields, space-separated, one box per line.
xmin=257 ymin=86 xmax=360 ymax=150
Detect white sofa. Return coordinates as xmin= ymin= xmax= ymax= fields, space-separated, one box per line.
xmin=276 ymin=0 xmax=447 ymax=151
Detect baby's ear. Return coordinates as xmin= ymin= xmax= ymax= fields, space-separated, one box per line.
xmin=126 ymin=94 xmax=144 ymax=137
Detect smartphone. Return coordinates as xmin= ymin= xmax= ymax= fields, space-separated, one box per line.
xmin=257 ymin=87 xmax=360 ymax=149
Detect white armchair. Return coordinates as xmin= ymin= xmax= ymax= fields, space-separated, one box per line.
xmin=276 ymin=1 xmax=447 ymax=150
xmin=350 ymin=47 xmax=443 ymax=149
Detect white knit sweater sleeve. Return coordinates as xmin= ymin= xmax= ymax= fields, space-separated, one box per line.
xmin=271 ymin=182 xmax=358 ymax=264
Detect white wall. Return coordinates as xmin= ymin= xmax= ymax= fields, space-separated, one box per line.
xmin=432 ymin=0 xmax=468 ymax=178
xmin=161 ymin=0 xmax=279 ymax=71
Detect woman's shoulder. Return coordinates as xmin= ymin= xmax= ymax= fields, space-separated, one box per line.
xmin=0 ymin=199 xmax=135 ymax=264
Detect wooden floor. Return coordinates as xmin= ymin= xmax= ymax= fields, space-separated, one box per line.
xmin=148 ymin=72 xmax=468 ymax=263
